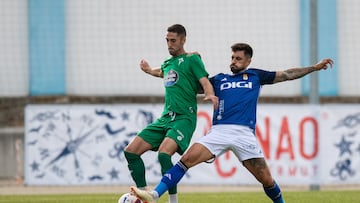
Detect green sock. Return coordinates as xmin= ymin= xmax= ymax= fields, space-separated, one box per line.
xmin=158 ymin=152 xmax=177 ymax=194
xmin=124 ymin=151 xmax=146 ymax=188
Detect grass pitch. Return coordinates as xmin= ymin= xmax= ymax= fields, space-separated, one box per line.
xmin=1 ymin=190 xmax=359 ymax=203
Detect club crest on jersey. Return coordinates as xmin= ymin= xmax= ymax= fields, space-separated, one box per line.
xmin=164 ymin=69 xmax=178 ymax=86
xmin=243 ymin=74 xmax=248 ymax=80
xmin=178 ymin=57 xmax=184 ymax=65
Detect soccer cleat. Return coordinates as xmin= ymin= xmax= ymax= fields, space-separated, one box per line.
xmin=130 ymin=186 xmax=157 ymax=203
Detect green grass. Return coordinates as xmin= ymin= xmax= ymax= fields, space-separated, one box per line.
xmin=1 ymin=190 xmax=360 ymax=203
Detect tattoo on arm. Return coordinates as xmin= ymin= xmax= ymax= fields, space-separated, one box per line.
xmin=275 ymin=66 xmax=315 ymax=83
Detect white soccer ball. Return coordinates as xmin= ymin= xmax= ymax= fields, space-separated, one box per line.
xmin=118 ymin=192 xmax=143 ymax=203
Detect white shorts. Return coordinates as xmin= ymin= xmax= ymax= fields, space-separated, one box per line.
xmin=196 ymin=124 xmax=264 ymax=161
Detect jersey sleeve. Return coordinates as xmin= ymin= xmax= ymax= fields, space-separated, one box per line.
xmin=249 ymin=68 xmax=276 ymax=85
xmin=209 ymin=76 xmax=215 ymax=85
xmin=209 ymin=73 xmax=223 ymax=86
xmin=189 ymin=54 xmax=209 ymax=80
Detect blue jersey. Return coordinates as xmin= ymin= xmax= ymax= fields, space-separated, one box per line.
xmin=210 ymin=68 xmax=276 ymax=129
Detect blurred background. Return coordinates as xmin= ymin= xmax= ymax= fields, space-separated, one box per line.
xmin=0 ymin=0 xmax=359 ymax=185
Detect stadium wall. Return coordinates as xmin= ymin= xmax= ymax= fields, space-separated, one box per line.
xmin=1 ymin=0 xmax=360 ymax=183
xmin=22 ymin=104 xmax=360 ymax=186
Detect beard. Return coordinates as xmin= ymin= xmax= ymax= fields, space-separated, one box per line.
xmin=168 ymin=48 xmax=178 ymax=56
xmin=230 ymin=64 xmax=245 ymax=74
xmin=230 ymin=64 xmax=246 ymax=74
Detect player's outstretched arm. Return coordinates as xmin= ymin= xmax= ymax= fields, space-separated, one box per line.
xmin=140 ymin=59 xmax=163 ymax=78
xmin=273 ymin=58 xmax=334 ymax=83
xmin=199 ymin=77 xmax=219 ymax=110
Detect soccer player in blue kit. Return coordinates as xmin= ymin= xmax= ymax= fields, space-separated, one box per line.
xmin=131 ymin=43 xmax=334 ymax=203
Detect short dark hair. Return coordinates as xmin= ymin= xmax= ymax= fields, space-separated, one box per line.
xmin=231 ymin=43 xmax=253 ymax=58
xmin=167 ymin=24 xmax=186 ymax=37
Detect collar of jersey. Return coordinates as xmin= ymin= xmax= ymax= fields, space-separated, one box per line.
xmin=165 ymin=53 xmax=187 ymax=63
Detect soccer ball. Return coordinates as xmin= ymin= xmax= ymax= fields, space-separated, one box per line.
xmin=118 ymin=192 xmax=143 ymax=203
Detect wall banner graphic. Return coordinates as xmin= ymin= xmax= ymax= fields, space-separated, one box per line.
xmin=24 ymin=104 xmax=360 ymax=185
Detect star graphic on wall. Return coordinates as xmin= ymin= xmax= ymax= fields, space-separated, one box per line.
xmin=30 ymin=161 xmax=40 ymax=172
xmin=108 ymin=167 xmax=120 ymax=180
xmin=334 ymin=136 xmax=353 ymax=157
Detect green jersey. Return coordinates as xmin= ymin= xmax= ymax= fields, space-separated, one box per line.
xmin=161 ymin=53 xmax=208 ymax=116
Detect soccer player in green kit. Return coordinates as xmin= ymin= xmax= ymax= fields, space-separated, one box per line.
xmin=124 ymin=24 xmax=218 ymax=203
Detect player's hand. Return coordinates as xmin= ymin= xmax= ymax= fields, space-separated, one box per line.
xmin=204 ymin=95 xmax=219 ymax=110
xmin=140 ymin=59 xmax=151 ymax=74
xmin=314 ymin=58 xmax=334 ymax=70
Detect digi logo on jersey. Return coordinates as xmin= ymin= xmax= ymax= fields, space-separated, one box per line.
xmin=164 ymin=69 xmax=178 ymax=87
xmin=220 ymin=81 xmax=253 ymax=90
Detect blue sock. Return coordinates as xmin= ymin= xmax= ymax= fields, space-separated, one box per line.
xmin=263 ymin=181 xmax=285 ymax=203
xmin=154 ymin=161 xmax=188 ymax=197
